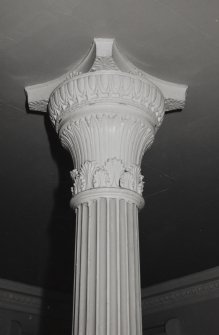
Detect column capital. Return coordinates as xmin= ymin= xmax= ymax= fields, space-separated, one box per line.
xmin=25 ymin=38 xmax=187 ymax=198
xmin=25 ymin=38 xmax=187 ymax=116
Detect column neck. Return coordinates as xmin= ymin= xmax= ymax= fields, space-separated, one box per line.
xmin=70 ymin=187 xmax=144 ymax=210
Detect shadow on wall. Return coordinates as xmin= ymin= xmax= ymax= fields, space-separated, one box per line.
xmin=39 ymin=114 xmax=76 ymax=335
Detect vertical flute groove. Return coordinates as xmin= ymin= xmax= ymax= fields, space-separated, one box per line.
xmin=72 ymin=208 xmax=77 ymax=332
xmin=86 ymin=202 xmax=91 ymax=335
xmin=125 ymin=200 xmax=130 ymax=335
xmin=134 ymin=204 xmax=139 ymax=335
xmin=74 ymin=204 xmax=82 ymax=335
xmin=116 ymin=198 xmax=121 ymax=335
xmin=136 ymin=205 xmax=143 ymax=335
xmin=96 ymin=199 xmax=100 ymax=335
xmin=78 ymin=203 xmax=88 ymax=335
xmin=106 ymin=198 xmax=110 ymax=335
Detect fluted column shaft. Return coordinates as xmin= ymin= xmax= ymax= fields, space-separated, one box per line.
xmin=72 ymin=192 xmax=142 ymax=335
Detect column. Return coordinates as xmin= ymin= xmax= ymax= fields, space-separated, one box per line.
xmin=25 ymin=38 xmax=187 ymax=335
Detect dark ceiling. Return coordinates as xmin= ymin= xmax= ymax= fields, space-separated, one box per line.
xmin=0 ymin=0 xmax=219 ymax=293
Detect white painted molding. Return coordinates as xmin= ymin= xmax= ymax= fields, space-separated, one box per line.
xmin=25 ymin=38 xmax=187 ymax=114
xmin=142 ymin=266 xmax=219 ymax=315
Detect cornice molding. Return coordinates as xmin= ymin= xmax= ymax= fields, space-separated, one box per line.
xmin=0 ymin=278 xmax=71 ymax=317
xmin=142 ymin=266 xmax=219 ymax=315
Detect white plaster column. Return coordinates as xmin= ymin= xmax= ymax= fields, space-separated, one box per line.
xmin=25 ymin=38 xmax=187 ymax=335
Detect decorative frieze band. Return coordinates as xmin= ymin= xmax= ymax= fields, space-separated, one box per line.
xmin=70 ymin=158 xmax=144 ymax=196
xmin=48 ymin=71 xmax=164 ymax=129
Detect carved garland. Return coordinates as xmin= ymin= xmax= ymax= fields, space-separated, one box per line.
xmin=70 ymin=158 xmax=144 ymax=196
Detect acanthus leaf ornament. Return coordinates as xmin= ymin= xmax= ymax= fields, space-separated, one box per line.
xmin=93 ymin=166 xmax=110 ymax=188
xmin=120 ymin=165 xmax=144 ymax=195
xmin=104 ymin=158 xmax=124 ymax=187
xmin=70 ymin=161 xmax=98 ymax=195
xmin=70 ymin=159 xmax=144 ymax=196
